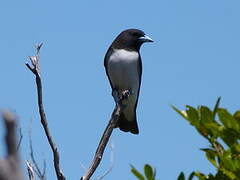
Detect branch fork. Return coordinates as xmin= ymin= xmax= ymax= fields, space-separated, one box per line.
xmin=81 ymin=90 xmax=130 ymax=180
xmin=25 ymin=43 xmax=42 ymax=75
xmin=26 ymin=43 xmax=66 ymax=180
xmin=26 ymin=43 xmax=129 ymax=180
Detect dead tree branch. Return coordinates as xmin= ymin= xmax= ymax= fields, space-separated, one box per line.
xmin=0 ymin=111 xmax=24 ymax=180
xmin=26 ymin=43 xmax=66 ymax=180
xmin=17 ymin=128 xmax=23 ymax=151
xmin=81 ymin=92 xmax=128 ymax=180
xmin=29 ymin=124 xmax=46 ymax=180
xmin=26 ymin=161 xmax=35 ymax=180
xmin=96 ymin=142 xmax=114 ymax=180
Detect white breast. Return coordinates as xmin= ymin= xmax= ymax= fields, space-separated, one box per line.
xmin=107 ymin=49 xmax=140 ymax=121
xmin=107 ymin=49 xmax=139 ymax=91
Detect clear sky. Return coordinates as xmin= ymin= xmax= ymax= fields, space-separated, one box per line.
xmin=0 ymin=0 xmax=240 ymax=179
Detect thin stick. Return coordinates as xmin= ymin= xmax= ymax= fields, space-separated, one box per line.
xmin=29 ymin=125 xmax=46 ymax=180
xmin=26 ymin=161 xmax=35 ymax=180
xmin=81 ymin=92 xmax=127 ymax=180
xmin=17 ymin=128 xmax=23 ymax=151
xmin=26 ymin=43 xmax=66 ymax=180
xmin=96 ymin=141 xmax=114 ymax=180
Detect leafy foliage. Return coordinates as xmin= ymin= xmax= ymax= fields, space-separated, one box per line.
xmin=131 ymin=98 xmax=240 ymax=180
xmin=173 ymin=97 xmax=240 ymax=180
xmin=131 ymin=164 xmax=156 ymax=180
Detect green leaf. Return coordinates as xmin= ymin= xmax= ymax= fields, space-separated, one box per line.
xmin=218 ymin=151 xmax=239 ymax=179
xmin=215 ymin=171 xmax=232 ymax=180
xmin=188 ymin=172 xmax=196 ymax=180
xmin=201 ymin=148 xmax=218 ymax=167
xmin=172 ymin=106 xmax=188 ymax=120
xmin=177 ymin=172 xmax=185 ymax=180
xmin=220 ymin=167 xmax=236 ymax=180
xmin=213 ymin=97 xmax=221 ymax=118
xmin=193 ymin=171 xmax=208 ymax=180
xmin=230 ymin=144 xmax=240 ymax=154
xmin=199 ymin=106 xmax=214 ymax=124
xmin=233 ymin=110 xmax=240 ymax=129
xmin=218 ymin=108 xmax=239 ymax=130
xmin=205 ymin=122 xmax=222 ymax=137
xmin=144 ymin=164 xmax=154 ymax=180
xmin=233 ymin=110 xmax=240 ymax=120
xmin=131 ymin=165 xmax=145 ymax=180
xmin=186 ymin=105 xmax=200 ymax=126
xmin=221 ymin=128 xmax=239 ymax=147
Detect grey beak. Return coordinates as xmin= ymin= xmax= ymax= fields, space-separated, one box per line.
xmin=138 ymin=35 xmax=154 ymax=43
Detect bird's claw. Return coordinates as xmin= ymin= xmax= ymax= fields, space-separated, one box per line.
xmin=112 ymin=89 xmax=131 ymax=105
xmin=121 ymin=90 xmax=130 ymax=99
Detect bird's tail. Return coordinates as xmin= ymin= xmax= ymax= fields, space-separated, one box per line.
xmin=117 ymin=112 xmax=139 ymax=134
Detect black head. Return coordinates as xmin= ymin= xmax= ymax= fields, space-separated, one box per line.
xmin=111 ymin=29 xmax=153 ymax=51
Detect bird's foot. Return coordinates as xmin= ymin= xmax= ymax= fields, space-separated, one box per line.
xmin=112 ymin=89 xmax=131 ymax=105
xmin=121 ymin=90 xmax=130 ymax=100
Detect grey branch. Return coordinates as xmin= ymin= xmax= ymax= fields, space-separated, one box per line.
xmin=29 ymin=123 xmax=46 ymax=180
xmin=95 ymin=142 xmax=114 ymax=180
xmin=0 ymin=111 xmax=24 ymax=180
xmin=81 ymin=91 xmax=128 ymax=180
xmin=26 ymin=161 xmax=35 ymax=180
xmin=26 ymin=43 xmax=66 ymax=180
xmin=17 ymin=127 xmax=23 ymax=151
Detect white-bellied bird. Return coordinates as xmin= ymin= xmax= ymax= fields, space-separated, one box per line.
xmin=104 ymin=29 xmax=153 ymax=134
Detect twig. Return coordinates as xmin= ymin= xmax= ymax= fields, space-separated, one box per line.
xmin=80 ymin=162 xmax=87 ymax=172
xmin=29 ymin=123 xmax=46 ymax=180
xmin=81 ymin=92 xmax=128 ymax=180
xmin=26 ymin=161 xmax=35 ymax=180
xmin=43 ymin=159 xmax=47 ymax=178
xmin=26 ymin=43 xmax=66 ymax=180
xmin=17 ymin=127 xmax=23 ymax=151
xmin=95 ymin=141 xmax=114 ymax=180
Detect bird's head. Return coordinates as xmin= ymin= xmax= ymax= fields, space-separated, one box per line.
xmin=112 ymin=29 xmax=153 ymax=51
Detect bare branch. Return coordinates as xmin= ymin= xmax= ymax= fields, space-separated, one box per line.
xmin=81 ymin=91 xmax=128 ymax=180
xmin=80 ymin=162 xmax=87 ymax=172
xmin=0 ymin=111 xmax=24 ymax=180
xmin=95 ymin=142 xmax=114 ymax=180
xmin=17 ymin=128 xmax=23 ymax=151
xmin=26 ymin=44 xmax=66 ymax=180
xmin=28 ymin=124 xmax=46 ymax=180
xmin=3 ymin=111 xmax=17 ymax=156
xmin=43 ymin=159 xmax=47 ymax=178
xmin=26 ymin=161 xmax=35 ymax=180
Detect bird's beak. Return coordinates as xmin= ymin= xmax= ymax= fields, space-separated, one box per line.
xmin=138 ymin=35 xmax=154 ymax=43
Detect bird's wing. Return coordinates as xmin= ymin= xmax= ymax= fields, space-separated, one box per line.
xmin=134 ymin=54 xmax=142 ymax=113
xmin=104 ymin=47 xmax=114 ymax=89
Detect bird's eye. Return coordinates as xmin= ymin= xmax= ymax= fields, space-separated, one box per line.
xmin=131 ymin=32 xmax=140 ymax=37
xmin=132 ymin=32 xmax=138 ymax=36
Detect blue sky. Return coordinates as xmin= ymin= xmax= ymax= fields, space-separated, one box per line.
xmin=0 ymin=0 xmax=240 ymax=179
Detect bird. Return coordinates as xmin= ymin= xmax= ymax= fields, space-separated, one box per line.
xmin=104 ymin=29 xmax=153 ymax=134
